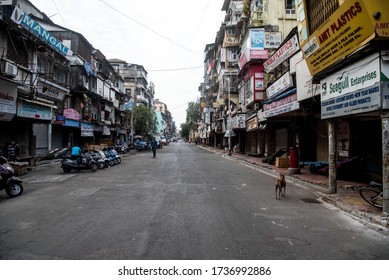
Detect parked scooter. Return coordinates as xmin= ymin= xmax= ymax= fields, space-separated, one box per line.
xmin=107 ymin=146 xmax=121 ymax=164
xmin=103 ymin=148 xmax=117 ymax=166
xmin=90 ymin=151 xmax=106 ymax=169
xmin=0 ymin=156 xmax=23 ymax=198
xmin=61 ymin=151 xmax=98 ymax=173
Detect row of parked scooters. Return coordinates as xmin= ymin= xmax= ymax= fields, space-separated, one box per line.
xmin=61 ymin=146 xmax=121 ymax=173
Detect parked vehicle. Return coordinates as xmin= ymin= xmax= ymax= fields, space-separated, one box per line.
xmin=61 ymin=151 xmax=98 ymax=173
xmin=0 ymin=156 xmax=24 ymax=197
xmin=160 ymin=136 xmax=167 ymax=146
xmin=134 ymin=139 xmax=150 ymax=151
xmin=90 ymin=151 xmax=106 ymax=169
xmin=103 ymin=147 xmax=121 ymax=165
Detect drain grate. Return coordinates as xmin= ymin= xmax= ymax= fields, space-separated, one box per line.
xmin=301 ymin=198 xmax=321 ymax=204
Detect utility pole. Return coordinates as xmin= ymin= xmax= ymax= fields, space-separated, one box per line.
xmin=228 ymin=76 xmax=232 ymax=156
xmin=130 ymin=65 xmax=137 ymax=143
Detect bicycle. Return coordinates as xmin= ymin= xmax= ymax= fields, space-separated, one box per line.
xmin=359 ymin=181 xmax=383 ymax=209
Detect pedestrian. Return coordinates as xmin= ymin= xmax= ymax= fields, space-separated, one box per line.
xmin=4 ymin=140 xmax=21 ymax=162
xmin=150 ymin=137 xmax=158 ymax=158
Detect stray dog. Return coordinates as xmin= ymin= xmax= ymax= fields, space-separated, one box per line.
xmin=275 ymin=174 xmax=286 ymax=200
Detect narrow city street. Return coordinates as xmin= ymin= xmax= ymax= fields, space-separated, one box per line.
xmin=0 ymin=142 xmax=388 ymax=260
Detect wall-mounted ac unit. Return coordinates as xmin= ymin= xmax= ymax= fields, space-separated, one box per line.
xmin=0 ymin=61 xmax=18 ymax=78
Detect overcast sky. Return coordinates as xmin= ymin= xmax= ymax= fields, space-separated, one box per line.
xmin=29 ymin=0 xmax=226 ymax=127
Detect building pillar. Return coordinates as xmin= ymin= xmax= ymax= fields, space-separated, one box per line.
xmin=328 ymin=120 xmax=337 ymax=194
xmin=381 ymin=111 xmax=389 ymax=216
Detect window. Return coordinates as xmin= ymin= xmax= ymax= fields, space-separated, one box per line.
xmin=307 ymin=0 xmax=339 ymax=32
xmin=285 ymin=0 xmax=295 ymax=14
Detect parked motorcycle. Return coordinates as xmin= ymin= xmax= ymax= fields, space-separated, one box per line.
xmin=61 ymin=151 xmax=98 ymax=173
xmin=0 ymin=156 xmax=23 ymax=198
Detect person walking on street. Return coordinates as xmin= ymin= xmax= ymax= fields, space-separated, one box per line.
xmin=150 ymin=137 xmax=158 ymax=158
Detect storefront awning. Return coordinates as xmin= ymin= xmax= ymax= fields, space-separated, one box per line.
xmin=19 ymin=98 xmax=58 ymax=109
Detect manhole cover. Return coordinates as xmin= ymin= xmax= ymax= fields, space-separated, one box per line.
xmin=301 ymin=198 xmax=321 ymax=204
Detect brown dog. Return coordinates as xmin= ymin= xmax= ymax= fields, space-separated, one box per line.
xmin=275 ymin=174 xmax=286 ymax=200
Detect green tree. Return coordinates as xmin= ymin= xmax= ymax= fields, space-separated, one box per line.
xmin=134 ymin=105 xmax=156 ymax=136
xmin=180 ymin=101 xmax=200 ymax=139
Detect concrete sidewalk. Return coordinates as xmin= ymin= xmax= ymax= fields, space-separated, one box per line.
xmin=197 ymin=144 xmax=388 ymax=229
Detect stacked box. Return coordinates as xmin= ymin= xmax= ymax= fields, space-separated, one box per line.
xmin=276 ymin=157 xmax=289 ymax=168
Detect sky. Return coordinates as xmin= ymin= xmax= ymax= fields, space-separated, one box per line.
xmin=29 ymin=0 xmax=226 ymax=127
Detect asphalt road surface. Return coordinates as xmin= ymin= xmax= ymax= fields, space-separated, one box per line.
xmin=0 ymin=142 xmax=388 ymax=259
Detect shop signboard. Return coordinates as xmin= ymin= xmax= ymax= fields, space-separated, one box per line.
xmin=296 ymin=59 xmax=320 ymax=101
xmin=266 ymin=71 xmax=293 ymax=100
xmin=63 ymin=108 xmax=80 ymax=120
xmin=232 ymin=114 xmax=246 ymax=129
xmin=321 ymin=83 xmax=381 ymax=119
xmin=246 ymin=116 xmax=258 ymax=131
xmin=320 ymin=53 xmax=380 ymax=102
xmin=264 ymin=34 xmax=299 ymax=72
xmin=301 ymin=0 xmax=375 ymax=76
xmin=81 ymin=122 xmax=94 ymax=137
xmin=17 ymin=99 xmax=52 ymax=120
xmin=0 ymin=80 xmax=17 ymax=121
xmin=11 ymin=5 xmax=72 ymax=56
xmin=263 ymin=94 xmax=300 ymax=118
xmin=36 ymin=78 xmax=68 ymax=101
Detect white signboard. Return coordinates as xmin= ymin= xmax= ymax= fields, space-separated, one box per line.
xmin=0 ymin=80 xmax=17 ymax=121
xmin=263 ymin=93 xmax=300 ymax=118
xmin=321 ymin=83 xmax=381 ymax=119
xmin=320 ymin=53 xmax=380 ymax=102
xmin=266 ymin=71 xmax=293 ymax=100
xmin=296 ymin=59 xmax=320 ymax=101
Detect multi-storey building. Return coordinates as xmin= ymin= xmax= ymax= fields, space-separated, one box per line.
xmin=0 ymin=0 xmax=127 ymax=160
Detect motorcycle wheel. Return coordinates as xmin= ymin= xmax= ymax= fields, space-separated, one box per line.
xmin=114 ymin=158 xmax=119 ymax=165
xmin=6 ymin=183 xmax=23 ymax=198
xmin=109 ymin=160 xmax=114 ymax=166
xmin=90 ymin=163 xmax=98 ymax=172
xmin=98 ymin=162 xmax=105 ymax=169
xmin=104 ymin=161 xmax=109 ymax=168
xmin=116 ymin=157 xmax=121 ymax=164
xmin=63 ymin=166 xmax=72 ymax=173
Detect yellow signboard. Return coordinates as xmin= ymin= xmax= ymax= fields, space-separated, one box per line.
xmin=362 ymin=0 xmax=389 ymax=37
xmin=302 ymin=0 xmax=375 ymax=76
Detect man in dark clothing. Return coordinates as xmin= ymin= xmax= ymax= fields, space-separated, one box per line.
xmin=150 ymin=137 xmax=158 ymax=158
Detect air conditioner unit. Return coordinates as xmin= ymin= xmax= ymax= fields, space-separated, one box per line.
xmin=1 ymin=61 xmax=18 ymax=78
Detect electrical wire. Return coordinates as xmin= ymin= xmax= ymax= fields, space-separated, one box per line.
xmin=148 ymin=66 xmax=203 ymax=72
xmin=97 ymin=0 xmax=202 ymax=56
xmin=51 ymin=0 xmax=66 ymax=27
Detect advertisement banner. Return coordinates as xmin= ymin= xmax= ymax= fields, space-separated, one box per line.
xmin=301 ymin=0 xmax=375 ymax=76
xmin=264 ymin=32 xmax=282 ymax=49
xmin=250 ymin=29 xmax=265 ymax=49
